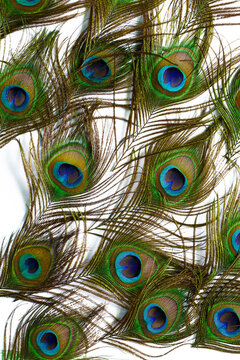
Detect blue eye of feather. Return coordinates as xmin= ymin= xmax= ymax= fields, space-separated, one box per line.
xmin=143 ymin=304 xmax=168 ymax=333
xmin=1 ymin=85 xmax=30 ymax=112
xmin=214 ymin=308 xmax=240 ymax=337
xmin=16 ymin=0 xmax=41 ymax=6
xmin=231 ymin=229 xmax=240 ymax=254
xmin=81 ymin=56 xmax=112 ymax=83
xmin=159 ymin=165 xmax=188 ymax=196
xmin=115 ymin=251 xmax=142 ymax=283
xmin=19 ymin=253 xmax=42 ymax=280
xmin=36 ymin=330 xmax=60 ymax=356
xmin=157 ymin=66 xmax=186 ymax=92
xmin=53 ymin=161 xmax=84 ymax=189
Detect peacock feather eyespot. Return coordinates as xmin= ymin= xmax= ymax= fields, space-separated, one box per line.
xmin=36 ymin=330 xmax=59 ymax=356
xmin=46 ymin=144 xmax=91 ymax=197
xmin=151 ymin=48 xmax=196 ymax=98
xmin=158 ymin=165 xmax=188 ymax=197
xmin=138 ymin=295 xmax=181 ymax=339
xmin=154 ymin=154 xmax=196 ymax=203
xmin=228 ymin=225 xmax=240 ymax=257
xmin=81 ymin=56 xmax=112 ymax=84
xmin=29 ymin=322 xmax=72 ymax=359
xmin=208 ymin=303 xmax=240 ymax=340
xmin=110 ymin=247 xmax=158 ymax=288
xmin=12 ymin=245 xmax=53 ymax=287
xmin=74 ymin=45 xmax=130 ymax=88
xmin=143 ymin=303 xmax=168 ymax=333
xmin=7 ymin=0 xmax=48 ymax=13
xmin=18 ymin=253 xmax=42 ymax=280
xmin=114 ymin=251 xmax=142 ymax=284
xmin=0 ymin=67 xmax=38 ymax=118
xmin=157 ymin=66 xmax=186 ymax=93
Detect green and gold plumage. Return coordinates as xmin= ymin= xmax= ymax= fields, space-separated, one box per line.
xmin=4 ymin=301 xmax=110 ymax=360
xmin=0 ymin=31 xmax=71 ymax=148
xmin=1 ymin=0 xmax=240 ymax=360
xmin=195 ymin=273 xmax=240 ymax=353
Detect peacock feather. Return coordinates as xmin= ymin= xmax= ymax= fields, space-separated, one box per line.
xmin=79 ymin=215 xmax=189 ymax=303
xmin=0 ymin=223 xmax=85 ymax=296
xmin=0 ymin=30 xmax=72 ymax=148
xmin=3 ymin=299 xmax=113 ymax=360
xmin=1 ymin=0 xmax=240 ymax=360
xmin=194 ymin=271 xmax=240 ymax=352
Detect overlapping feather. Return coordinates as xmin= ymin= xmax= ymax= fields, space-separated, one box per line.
xmin=1 ymin=0 xmax=240 ymax=360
